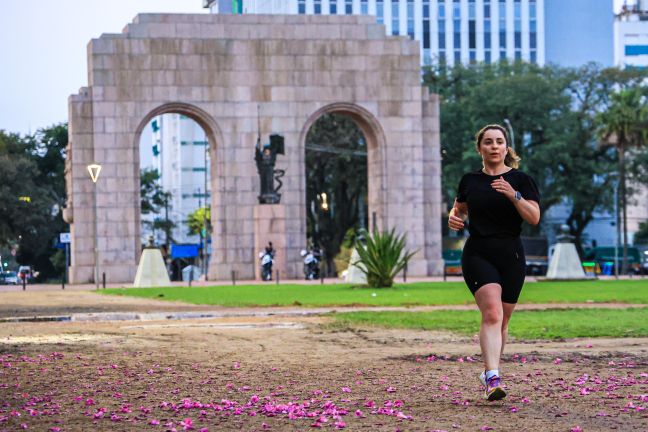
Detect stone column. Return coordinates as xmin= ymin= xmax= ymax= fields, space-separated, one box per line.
xmin=253 ymin=204 xmax=288 ymax=281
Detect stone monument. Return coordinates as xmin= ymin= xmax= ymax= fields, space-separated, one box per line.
xmin=64 ymin=13 xmax=444 ymax=283
xmin=546 ymin=225 xmax=589 ymax=280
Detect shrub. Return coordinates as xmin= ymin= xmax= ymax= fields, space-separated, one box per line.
xmin=353 ymin=228 xmax=417 ymax=288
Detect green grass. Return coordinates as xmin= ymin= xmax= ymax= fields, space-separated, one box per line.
xmin=102 ymin=279 xmax=648 ymax=307
xmin=330 ymin=308 xmax=648 ymax=339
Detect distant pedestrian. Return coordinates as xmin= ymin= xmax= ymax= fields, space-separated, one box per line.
xmin=447 ymin=124 xmax=540 ymax=401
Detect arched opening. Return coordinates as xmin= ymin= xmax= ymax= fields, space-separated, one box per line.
xmin=135 ymin=103 xmax=221 ymax=282
xmin=302 ymin=105 xmax=386 ymax=278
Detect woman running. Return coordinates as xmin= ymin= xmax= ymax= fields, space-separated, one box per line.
xmin=447 ymin=124 xmax=540 ymax=401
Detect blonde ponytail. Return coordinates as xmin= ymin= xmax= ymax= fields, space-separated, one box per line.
xmin=504 ymin=146 xmax=521 ymax=168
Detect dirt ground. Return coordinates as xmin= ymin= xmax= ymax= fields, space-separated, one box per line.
xmin=0 ymin=292 xmax=646 ymax=431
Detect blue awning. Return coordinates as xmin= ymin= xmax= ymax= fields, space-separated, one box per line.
xmin=170 ymin=244 xmax=200 ymax=259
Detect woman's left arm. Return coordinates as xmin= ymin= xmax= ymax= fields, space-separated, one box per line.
xmin=491 ymin=176 xmax=541 ymax=225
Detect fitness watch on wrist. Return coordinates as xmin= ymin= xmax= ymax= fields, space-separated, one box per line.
xmin=514 ymin=191 xmax=522 ymax=201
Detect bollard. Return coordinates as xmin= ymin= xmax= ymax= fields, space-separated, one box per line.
xmin=189 ymin=267 xmax=193 ymax=287
xmin=22 ymin=277 xmax=26 ymax=291
xmin=320 ymin=271 xmax=324 ymax=284
xmin=403 ymin=262 xmax=407 ymax=283
xmin=62 ymin=276 xmax=65 ymax=290
xmin=231 ymin=270 xmax=236 ymax=285
xmin=276 ymin=270 xmax=280 ymax=285
xmin=102 ymin=272 xmax=106 ymax=289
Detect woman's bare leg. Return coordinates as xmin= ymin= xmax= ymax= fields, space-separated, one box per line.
xmin=474 ymin=283 xmax=504 ymax=371
xmin=500 ymin=302 xmax=516 ymax=358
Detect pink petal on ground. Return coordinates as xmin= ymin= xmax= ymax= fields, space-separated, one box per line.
xmin=570 ymin=427 xmax=583 ymax=432
xmin=521 ymin=397 xmax=530 ymax=404
xmin=355 ymin=410 xmax=364 ymax=418
xmin=553 ymin=358 xmax=562 ymax=365
xmin=342 ymin=387 xmax=351 ymax=393
xmin=509 ymin=406 xmax=518 ymax=413
xmin=386 ymin=387 xmax=396 ymax=393
xmin=180 ymin=418 xmax=194 ymax=430
xmin=334 ymin=420 xmax=346 ymax=429
xmin=480 ymin=426 xmax=494 ymax=431
xmin=150 ymin=419 xmax=160 ymax=425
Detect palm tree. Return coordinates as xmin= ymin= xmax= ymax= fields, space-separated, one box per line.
xmin=597 ymin=88 xmax=648 ymax=274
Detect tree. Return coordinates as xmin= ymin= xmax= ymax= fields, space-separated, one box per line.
xmin=0 ymin=124 xmax=68 ymax=280
xmin=597 ymin=87 xmax=648 ymax=272
xmin=186 ymin=206 xmax=211 ymax=237
xmin=423 ymin=61 xmax=648 ymax=254
xmin=635 ymin=220 xmax=648 ymax=245
xmin=140 ymin=168 xmax=175 ymax=245
xmin=305 ymin=113 xmax=368 ymax=275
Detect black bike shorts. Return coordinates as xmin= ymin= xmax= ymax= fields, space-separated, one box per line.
xmin=461 ymin=236 xmax=526 ymax=304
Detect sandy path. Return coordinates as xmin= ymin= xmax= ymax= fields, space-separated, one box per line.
xmin=0 ymin=313 xmax=646 ymax=431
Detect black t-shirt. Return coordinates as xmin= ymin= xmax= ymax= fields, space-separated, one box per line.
xmin=456 ymin=168 xmax=540 ymax=238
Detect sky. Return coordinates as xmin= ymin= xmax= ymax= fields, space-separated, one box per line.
xmin=0 ymin=0 xmax=207 ymax=136
xmin=0 ymin=0 xmax=627 ymax=136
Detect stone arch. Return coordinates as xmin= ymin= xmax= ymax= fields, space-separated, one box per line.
xmin=299 ymin=102 xmax=389 ymax=233
xmin=133 ymin=102 xmax=224 ymax=269
xmin=66 ymin=13 xmax=444 ymax=283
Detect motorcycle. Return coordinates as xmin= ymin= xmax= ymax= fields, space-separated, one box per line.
xmin=300 ymin=248 xmax=321 ymax=280
xmin=259 ymin=249 xmax=274 ymax=281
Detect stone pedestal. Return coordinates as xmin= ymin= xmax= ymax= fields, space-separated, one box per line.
xmin=546 ymin=242 xmax=588 ymax=280
xmin=344 ymin=248 xmax=367 ymax=285
xmin=133 ymin=248 xmax=171 ymax=287
xmin=254 ymin=204 xmax=287 ymax=281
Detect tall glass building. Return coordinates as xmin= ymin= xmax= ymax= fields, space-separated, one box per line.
xmin=204 ymin=0 xmax=545 ymax=66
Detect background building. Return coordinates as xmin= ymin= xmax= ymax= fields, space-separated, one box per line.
xmin=615 ymin=0 xmax=648 ymax=68
xmin=206 ymin=0 xmax=547 ymax=66
xmin=614 ymin=0 xmax=648 ymax=243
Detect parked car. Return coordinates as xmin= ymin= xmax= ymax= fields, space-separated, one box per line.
xmin=521 ymin=237 xmax=548 ymax=276
xmin=0 ymin=271 xmax=18 ymax=285
xmin=582 ymin=247 xmax=642 ymax=275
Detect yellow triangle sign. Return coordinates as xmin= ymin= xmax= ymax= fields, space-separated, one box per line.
xmin=87 ymin=163 xmax=102 ymax=183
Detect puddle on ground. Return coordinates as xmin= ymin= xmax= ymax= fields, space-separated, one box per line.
xmin=0 ymin=334 xmax=117 ymax=344
xmin=121 ymin=322 xmax=305 ymax=330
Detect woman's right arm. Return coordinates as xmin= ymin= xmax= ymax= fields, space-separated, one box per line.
xmin=448 ymin=199 xmax=468 ymax=231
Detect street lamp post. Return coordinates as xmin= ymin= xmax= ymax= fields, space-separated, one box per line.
xmin=87 ymin=163 xmax=102 ymax=289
